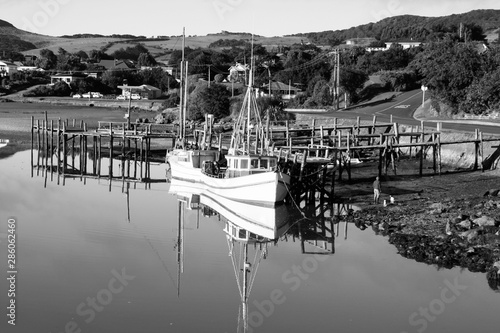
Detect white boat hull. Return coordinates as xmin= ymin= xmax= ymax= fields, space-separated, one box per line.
xmin=169 ymin=179 xmax=290 ymax=239
xmin=167 ymin=150 xmax=290 ymax=207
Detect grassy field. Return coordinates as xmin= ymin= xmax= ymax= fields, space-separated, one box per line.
xmin=17 ymin=31 xmax=308 ymax=58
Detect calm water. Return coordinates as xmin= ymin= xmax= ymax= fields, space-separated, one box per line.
xmin=1 ymin=149 xmax=499 ymax=333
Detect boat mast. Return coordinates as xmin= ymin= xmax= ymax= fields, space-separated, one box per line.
xmin=246 ymin=35 xmax=255 ymax=154
xmin=178 ymin=28 xmax=186 ymax=149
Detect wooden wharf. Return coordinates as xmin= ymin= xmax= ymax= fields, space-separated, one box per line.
xmin=30 ymin=112 xmax=500 ymax=212
xmin=30 ymin=112 xmax=175 ymax=189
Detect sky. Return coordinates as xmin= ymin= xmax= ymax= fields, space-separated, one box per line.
xmin=1 ymin=0 xmax=499 ymax=37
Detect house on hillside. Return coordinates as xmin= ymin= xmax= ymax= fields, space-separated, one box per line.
xmin=117 ymin=84 xmax=161 ymax=99
xmin=345 ymin=38 xmax=377 ymax=46
xmin=227 ymin=63 xmax=249 ymax=83
xmin=17 ymin=66 xmax=41 ymax=72
xmin=366 ymin=41 xmax=423 ymax=52
xmin=153 ymin=62 xmax=175 ymax=75
xmin=96 ymin=59 xmax=136 ymax=71
xmin=50 ymin=73 xmax=87 ymax=85
xmin=0 ymin=61 xmax=18 ymax=79
xmin=23 ymin=55 xmax=37 ymax=65
xmin=260 ymin=81 xmax=301 ymax=100
xmin=385 ymin=41 xmax=422 ymax=50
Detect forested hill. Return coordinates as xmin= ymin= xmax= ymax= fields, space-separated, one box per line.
xmin=292 ymin=9 xmax=500 ymax=45
xmin=0 ymin=19 xmax=14 ymax=28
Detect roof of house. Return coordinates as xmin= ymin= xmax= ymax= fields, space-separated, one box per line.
xmin=0 ymin=61 xmax=17 ymax=66
xmin=50 ymin=73 xmax=87 ymax=78
xmin=97 ymin=59 xmax=135 ymax=70
xmin=229 ymin=63 xmax=249 ymax=72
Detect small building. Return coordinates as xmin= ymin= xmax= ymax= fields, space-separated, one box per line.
xmin=0 ymin=61 xmax=18 ymax=79
xmin=345 ymin=38 xmax=377 ymax=46
xmin=227 ymin=63 xmax=249 ymax=83
xmin=366 ymin=41 xmax=423 ymax=52
xmin=385 ymin=41 xmax=422 ymax=50
xmin=117 ymin=84 xmax=162 ymax=99
xmin=50 ymin=73 xmax=87 ymax=85
xmin=97 ymin=59 xmax=136 ymax=71
xmin=260 ymin=81 xmax=301 ymax=100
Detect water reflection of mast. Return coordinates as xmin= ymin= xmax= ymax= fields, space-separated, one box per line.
xmin=225 ymin=222 xmax=270 ymax=333
xmin=177 ymin=200 xmax=184 ymax=297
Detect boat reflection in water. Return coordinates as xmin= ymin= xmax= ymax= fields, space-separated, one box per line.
xmin=169 ymin=178 xmax=294 ymax=332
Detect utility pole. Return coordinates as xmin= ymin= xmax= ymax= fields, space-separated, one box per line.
xmin=329 ymin=51 xmax=340 ymax=109
xmin=336 ymin=51 xmax=340 ymax=110
xmin=207 ymin=64 xmax=211 ymax=87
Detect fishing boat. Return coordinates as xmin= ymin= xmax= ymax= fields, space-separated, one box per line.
xmin=0 ymin=139 xmax=9 ymax=148
xmin=166 ymin=36 xmax=290 ymax=207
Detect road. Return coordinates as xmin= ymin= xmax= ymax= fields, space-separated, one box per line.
xmin=315 ymin=89 xmax=500 ymax=135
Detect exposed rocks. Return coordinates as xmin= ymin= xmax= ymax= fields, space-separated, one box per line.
xmin=484 ymin=189 xmax=500 ymax=197
xmin=350 ymin=192 xmax=500 ymax=285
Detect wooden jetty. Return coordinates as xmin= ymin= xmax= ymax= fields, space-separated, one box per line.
xmin=31 ymin=112 xmax=500 ymax=209
xmin=30 ymin=112 xmax=175 ymax=189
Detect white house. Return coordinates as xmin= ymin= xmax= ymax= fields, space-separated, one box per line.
xmin=0 ymin=61 xmax=18 ymax=79
xmin=50 ymin=73 xmax=87 ymax=85
xmin=260 ymin=81 xmax=301 ymax=101
xmin=367 ymin=41 xmax=423 ymax=52
xmin=117 ymin=84 xmax=162 ymax=99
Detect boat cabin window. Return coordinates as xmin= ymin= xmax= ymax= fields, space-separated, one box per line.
xmin=250 ymin=159 xmax=258 ymax=169
xmin=239 ymin=229 xmax=247 ymax=239
xmin=240 ymin=159 xmax=249 ymax=169
xmin=260 ymin=159 xmax=268 ymax=169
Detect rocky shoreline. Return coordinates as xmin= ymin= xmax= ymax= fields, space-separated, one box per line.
xmin=340 ymin=171 xmax=500 ymax=290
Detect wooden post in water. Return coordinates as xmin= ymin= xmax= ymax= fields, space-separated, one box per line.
xmin=480 ymin=131 xmax=484 ymax=172
xmin=109 ymin=133 xmax=114 ymax=179
xmin=139 ymin=138 xmax=144 ymax=181
xmin=50 ymin=120 xmax=54 ymax=181
xmin=346 ymin=132 xmax=351 ymax=181
xmin=42 ymin=119 xmax=47 ymax=177
xmin=97 ymin=136 xmax=102 ymax=178
xmin=134 ymin=139 xmax=138 ymax=179
xmin=146 ymin=137 xmax=151 ymax=179
xmin=122 ymin=131 xmax=126 ymax=179
xmin=30 ymin=116 xmax=34 ymax=177
xmin=71 ymin=133 xmax=75 ymax=169
xmin=62 ymin=121 xmax=67 ymax=184
xmin=57 ymin=118 xmax=61 ymax=177
xmin=36 ymin=119 xmax=40 ymax=175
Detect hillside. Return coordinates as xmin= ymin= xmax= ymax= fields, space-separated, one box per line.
xmin=292 ymin=9 xmax=500 ymax=44
xmin=0 ymin=9 xmax=499 ymax=57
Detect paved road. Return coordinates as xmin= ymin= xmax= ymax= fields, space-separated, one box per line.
xmin=316 ymin=89 xmax=500 ymax=135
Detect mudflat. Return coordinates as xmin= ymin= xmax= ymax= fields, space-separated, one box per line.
xmin=0 ymin=100 xmax=158 ymax=147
